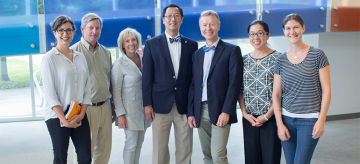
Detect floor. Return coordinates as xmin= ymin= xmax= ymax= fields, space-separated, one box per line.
xmin=0 ymin=115 xmax=359 ymax=164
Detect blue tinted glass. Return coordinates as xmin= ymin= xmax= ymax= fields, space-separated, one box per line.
xmin=161 ymin=0 xmax=257 ymax=41
xmin=44 ymin=0 xmax=155 ymax=50
xmin=262 ymin=0 xmax=327 ymax=35
xmin=0 ymin=0 xmax=39 ymax=56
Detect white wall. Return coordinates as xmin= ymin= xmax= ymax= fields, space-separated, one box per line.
xmin=318 ymin=32 xmax=360 ymax=115
xmin=267 ymin=32 xmax=360 ymax=116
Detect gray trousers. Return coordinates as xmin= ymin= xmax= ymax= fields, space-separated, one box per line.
xmin=198 ymin=102 xmax=230 ymax=164
xmin=123 ymin=130 xmax=147 ymax=164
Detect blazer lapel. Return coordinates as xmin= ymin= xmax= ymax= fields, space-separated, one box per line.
xmin=178 ymin=35 xmax=187 ymax=77
xmin=160 ymin=33 xmax=175 ymax=75
xmin=209 ymin=39 xmax=225 ymax=75
xmin=123 ymin=54 xmax=142 ymax=76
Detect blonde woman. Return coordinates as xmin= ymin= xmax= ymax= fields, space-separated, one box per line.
xmin=111 ymin=28 xmax=150 ymax=164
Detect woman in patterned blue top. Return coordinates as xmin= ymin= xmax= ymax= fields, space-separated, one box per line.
xmin=273 ymin=14 xmax=331 ymax=164
xmin=238 ymin=20 xmax=282 ymax=164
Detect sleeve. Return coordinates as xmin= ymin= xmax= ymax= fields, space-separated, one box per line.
xmin=317 ymin=49 xmax=329 ymax=69
xmin=273 ymin=56 xmax=281 ymax=75
xmin=240 ymin=55 xmax=246 ymax=92
xmin=82 ymin=57 xmax=92 ymax=105
xmin=222 ymin=45 xmax=243 ymax=115
xmin=187 ymin=51 xmax=196 ymax=117
xmin=142 ymin=41 xmax=154 ymax=107
xmin=40 ymin=55 xmax=61 ymax=109
xmin=111 ymin=59 xmax=127 ymax=117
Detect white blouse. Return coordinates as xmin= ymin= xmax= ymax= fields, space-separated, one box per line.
xmin=41 ymin=47 xmax=92 ymax=121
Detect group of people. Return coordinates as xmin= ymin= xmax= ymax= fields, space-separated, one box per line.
xmin=41 ymin=3 xmax=331 ymax=164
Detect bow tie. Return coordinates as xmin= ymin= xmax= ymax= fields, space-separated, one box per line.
xmin=169 ymin=36 xmax=181 ymax=43
xmin=203 ymin=45 xmax=216 ymax=52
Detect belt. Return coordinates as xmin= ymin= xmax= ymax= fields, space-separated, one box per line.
xmin=201 ymin=101 xmax=208 ymax=104
xmin=92 ymin=101 xmax=107 ymax=106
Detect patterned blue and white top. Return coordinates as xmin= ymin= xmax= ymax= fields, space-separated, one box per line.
xmin=274 ymin=46 xmax=329 ymax=115
xmin=242 ymin=51 xmax=281 ymax=115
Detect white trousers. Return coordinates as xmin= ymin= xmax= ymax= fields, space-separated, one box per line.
xmin=123 ymin=130 xmax=147 ymax=164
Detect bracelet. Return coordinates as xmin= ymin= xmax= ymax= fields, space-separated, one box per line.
xmin=263 ymin=115 xmax=269 ymax=121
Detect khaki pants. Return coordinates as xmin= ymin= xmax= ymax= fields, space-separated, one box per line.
xmin=152 ymin=102 xmax=193 ymax=164
xmin=198 ymin=102 xmax=230 ymax=164
xmin=74 ymin=101 xmax=112 ymax=164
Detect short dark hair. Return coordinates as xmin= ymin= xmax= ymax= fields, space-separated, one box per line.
xmin=51 ymin=15 xmax=76 ymax=32
xmin=162 ymin=4 xmax=183 ymax=17
xmin=247 ymin=20 xmax=270 ymax=34
xmin=282 ymin=13 xmax=304 ymax=29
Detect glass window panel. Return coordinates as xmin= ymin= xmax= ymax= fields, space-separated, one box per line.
xmin=262 ymin=0 xmax=327 ymax=36
xmin=0 ymin=0 xmax=40 ymax=56
xmin=161 ymin=0 xmax=257 ymax=41
xmin=32 ymin=54 xmax=45 ymax=117
xmin=44 ymin=0 xmax=155 ymax=51
xmin=0 ymin=56 xmax=33 ymax=118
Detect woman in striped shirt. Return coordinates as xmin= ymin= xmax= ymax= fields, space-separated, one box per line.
xmin=272 ymin=13 xmax=331 ymax=164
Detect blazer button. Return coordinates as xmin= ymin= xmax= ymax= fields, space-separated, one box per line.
xmin=175 ymin=87 xmax=177 ymax=90
xmin=200 ymin=88 xmax=202 ymax=90
xmin=173 ymin=76 xmax=176 ymax=79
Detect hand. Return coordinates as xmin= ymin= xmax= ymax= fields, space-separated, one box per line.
xmin=145 ymin=106 xmax=155 ymax=122
xmin=243 ymin=113 xmax=262 ymax=127
xmin=312 ymin=120 xmax=325 ymax=139
xmin=118 ymin=115 xmax=128 ymax=130
xmin=188 ymin=116 xmax=197 ymax=128
xmin=277 ymin=124 xmax=291 ymax=141
xmin=111 ymin=108 xmax=116 ymax=123
xmin=68 ymin=114 xmax=83 ymax=124
xmin=255 ymin=115 xmax=267 ymax=126
xmin=64 ymin=116 xmax=81 ymax=128
xmin=216 ymin=112 xmax=230 ymax=127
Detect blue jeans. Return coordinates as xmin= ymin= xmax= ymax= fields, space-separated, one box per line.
xmin=281 ymin=115 xmax=319 ymax=164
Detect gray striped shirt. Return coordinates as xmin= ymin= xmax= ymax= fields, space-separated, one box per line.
xmin=274 ymin=46 xmax=329 ymax=114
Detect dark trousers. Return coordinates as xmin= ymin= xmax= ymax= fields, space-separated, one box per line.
xmin=46 ymin=114 xmax=91 ymax=164
xmin=242 ymin=116 xmax=282 ymax=164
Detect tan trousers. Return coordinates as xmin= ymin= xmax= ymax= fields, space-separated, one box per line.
xmin=152 ymin=102 xmax=193 ymax=164
xmin=74 ymin=101 xmax=112 ymax=164
xmin=198 ymin=102 xmax=230 ymax=164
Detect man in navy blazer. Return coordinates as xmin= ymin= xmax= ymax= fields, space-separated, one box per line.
xmin=187 ymin=10 xmax=243 ymax=164
xmin=142 ymin=4 xmax=198 ymax=164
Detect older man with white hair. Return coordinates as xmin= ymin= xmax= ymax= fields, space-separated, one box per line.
xmin=187 ymin=10 xmax=243 ymax=164
xmin=71 ymin=13 xmax=115 ymax=164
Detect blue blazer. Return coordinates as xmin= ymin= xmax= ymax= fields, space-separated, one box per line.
xmin=142 ymin=33 xmax=198 ymax=114
xmin=188 ymin=39 xmax=243 ymax=126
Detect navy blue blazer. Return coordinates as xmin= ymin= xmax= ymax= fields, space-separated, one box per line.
xmin=188 ymin=39 xmax=243 ymax=126
xmin=142 ymin=33 xmax=198 ymax=114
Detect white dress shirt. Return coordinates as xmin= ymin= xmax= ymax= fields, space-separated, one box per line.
xmin=202 ymin=37 xmax=220 ymax=102
xmin=165 ymin=31 xmax=182 ymax=78
xmin=41 ymin=47 xmax=92 ymax=121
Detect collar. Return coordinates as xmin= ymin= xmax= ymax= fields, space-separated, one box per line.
xmin=80 ymin=37 xmax=98 ymax=51
xmin=52 ymin=47 xmax=78 ymax=58
xmin=165 ymin=31 xmax=180 ymax=40
xmin=205 ymin=37 xmax=220 ymax=48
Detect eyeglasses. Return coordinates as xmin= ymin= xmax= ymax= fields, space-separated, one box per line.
xmin=248 ymin=32 xmax=268 ymax=37
xmin=163 ymin=14 xmax=181 ymax=20
xmin=57 ymin=28 xmax=74 ymax=35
